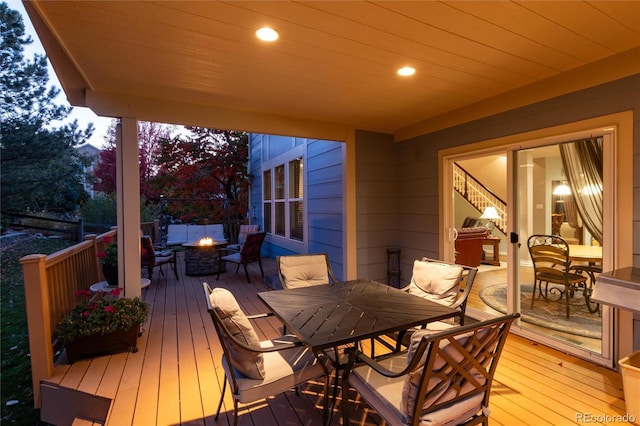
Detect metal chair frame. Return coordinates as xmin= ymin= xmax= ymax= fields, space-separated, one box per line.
xmin=527 ymin=234 xmax=594 ymax=319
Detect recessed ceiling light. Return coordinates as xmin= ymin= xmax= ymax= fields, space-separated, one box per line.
xmin=256 ymin=27 xmax=279 ymax=42
xmin=397 ymin=66 xmax=416 ymax=76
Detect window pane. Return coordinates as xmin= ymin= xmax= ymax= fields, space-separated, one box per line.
xmin=263 ymin=203 xmax=271 ymax=233
xmin=289 ymin=158 xmax=303 ymax=199
xmin=263 ymin=170 xmax=272 ymax=200
xmin=275 ymin=165 xmax=285 ymax=200
xmin=275 ymin=202 xmax=285 ymax=236
xmin=290 ymin=201 xmax=303 ymax=241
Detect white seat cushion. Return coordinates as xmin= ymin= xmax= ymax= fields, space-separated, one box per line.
xmin=221 ymin=252 xmax=242 ymax=263
xmin=408 ymin=260 xmax=463 ymax=306
xmin=209 ymin=287 xmax=265 ymax=379
xmin=223 ymin=335 xmax=325 ymax=403
xmin=349 ymin=353 xmax=483 ymax=426
xmin=279 ymin=255 xmax=329 ymax=289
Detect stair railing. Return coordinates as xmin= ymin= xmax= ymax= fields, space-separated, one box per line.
xmin=454 ymin=163 xmax=506 ymax=234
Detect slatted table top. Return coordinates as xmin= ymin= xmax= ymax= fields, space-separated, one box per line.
xmin=258 ymin=279 xmax=457 ymax=352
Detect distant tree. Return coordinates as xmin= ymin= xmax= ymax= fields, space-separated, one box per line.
xmin=92 ymin=119 xmax=172 ymax=199
xmin=0 ymin=2 xmax=93 ymax=213
xmin=152 ymin=128 xmax=250 ymax=222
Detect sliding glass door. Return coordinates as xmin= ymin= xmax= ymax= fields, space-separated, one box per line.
xmin=515 ymin=141 xmax=607 ymax=356
xmin=449 ymin=129 xmax=615 ymax=366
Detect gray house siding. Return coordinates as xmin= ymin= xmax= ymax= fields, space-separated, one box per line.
xmin=386 ymin=74 xmax=639 ymax=285
xmin=354 ymin=130 xmax=398 ymax=283
xmin=352 ymin=74 xmax=638 ymax=287
xmin=249 ymin=134 xmax=345 ymax=279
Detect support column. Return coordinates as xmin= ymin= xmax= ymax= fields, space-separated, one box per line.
xmin=116 ymin=118 xmax=142 ymax=299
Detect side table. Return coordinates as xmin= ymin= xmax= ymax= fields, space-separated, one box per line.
xmin=90 ymin=278 xmax=151 ymax=293
xmin=481 ymin=237 xmax=501 ymax=266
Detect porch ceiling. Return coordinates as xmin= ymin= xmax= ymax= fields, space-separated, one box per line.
xmin=24 ymin=1 xmax=640 ymax=141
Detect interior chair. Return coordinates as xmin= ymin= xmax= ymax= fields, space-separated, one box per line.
xmin=216 ymin=232 xmax=266 ymax=283
xmin=140 ymin=235 xmax=178 ymax=280
xmin=342 ymin=313 xmax=519 ymax=426
xmin=527 ymin=234 xmax=589 ymax=319
xmin=454 ymin=227 xmax=489 ymax=267
xmin=377 ymin=257 xmax=478 ymax=355
xmin=226 ymin=224 xmax=259 ymax=252
xmin=203 ymin=283 xmax=329 ymax=426
xmin=276 ymin=253 xmax=337 ymax=289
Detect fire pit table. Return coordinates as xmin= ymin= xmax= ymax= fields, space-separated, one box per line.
xmin=182 ymin=240 xmax=227 ymax=276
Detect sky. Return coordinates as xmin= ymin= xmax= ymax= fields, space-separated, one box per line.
xmin=8 ymin=0 xmax=113 ymax=148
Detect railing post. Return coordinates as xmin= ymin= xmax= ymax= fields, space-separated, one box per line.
xmin=20 ymin=254 xmax=54 ymax=409
xmin=153 ymin=219 xmax=160 ymax=243
xmin=77 ymin=218 xmax=84 ymax=242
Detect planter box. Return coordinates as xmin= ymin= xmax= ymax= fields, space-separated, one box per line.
xmin=65 ymin=325 xmax=140 ymax=363
xmin=620 ymin=351 xmax=640 ymax=425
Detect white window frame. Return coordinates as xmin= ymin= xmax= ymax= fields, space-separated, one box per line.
xmin=263 ymin=145 xmax=306 ymax=250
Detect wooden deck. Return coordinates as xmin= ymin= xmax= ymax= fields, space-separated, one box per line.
xmin=43 ymin=254 xmax=627 ymax=425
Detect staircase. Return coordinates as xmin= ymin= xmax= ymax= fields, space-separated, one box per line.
xmin=454 ymin=163 xmax=506 ymax=235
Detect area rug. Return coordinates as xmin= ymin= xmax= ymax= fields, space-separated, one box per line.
xmin=479 ymin=284 xmax=601 ymax=339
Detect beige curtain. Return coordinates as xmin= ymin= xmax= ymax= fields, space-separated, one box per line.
xmin=559 ymin=137 xmax=603 ymax=245
xmin=561 ymin=194 xmax=579 ymax=228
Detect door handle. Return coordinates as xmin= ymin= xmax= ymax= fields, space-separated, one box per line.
xmin=510 ymin=232 xmax=519 ymax=244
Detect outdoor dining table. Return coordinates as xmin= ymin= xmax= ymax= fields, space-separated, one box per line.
xmin=257 ymin=278 xmax=458 ymax=354
xmin=258 ymin=278 xmax=458 ymax=424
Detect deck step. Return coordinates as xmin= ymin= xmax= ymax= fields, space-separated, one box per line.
xmin=41 ymin=382 xmax=110 ymax=426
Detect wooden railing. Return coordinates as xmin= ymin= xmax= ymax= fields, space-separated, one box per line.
xmin=454 ymin=163 xmax=507 ymax=234
xmin=20 ymin=219 xmax=193 ymax=408
xmin=20 ymin=229 xmax=118 ymax=408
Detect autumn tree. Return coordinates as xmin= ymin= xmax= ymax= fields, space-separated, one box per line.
xmin=92 ymin=119 xmax=172 ymax=199
xmin=152 ymin=128 xmax=250 ymax=222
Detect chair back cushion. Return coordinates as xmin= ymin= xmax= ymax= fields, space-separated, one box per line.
xmin=240 ymin=232 xmax=266 ymax=262
xmin=237 ymin=225 xmax=259 ymax=245
xmin=209 ymin=287 xmax=265 ymax=379
xmin=140 ymin=236 xmax=156 ymax=266
xmin=205 ymin=224 xmax=227 ymax=242
xmin=166 ymin=224 xmax=188 ymax=245
xmin=278 ymin=254 xmax=330 ymax=289
xmin=408 ymin=260 xmax=463 ymax=306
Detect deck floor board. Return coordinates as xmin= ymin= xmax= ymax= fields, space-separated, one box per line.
xmin=44 ymin=255 xmax=624 ymax=425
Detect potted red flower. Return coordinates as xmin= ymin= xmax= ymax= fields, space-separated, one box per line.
xmin=96 ymin=236 xmax=118 ymax=286
xmin=55 ymin=288 xmax=149 ymax=363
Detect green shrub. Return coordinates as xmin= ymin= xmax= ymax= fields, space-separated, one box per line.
xmin=80 ymin=194 xmax=161 ymax=225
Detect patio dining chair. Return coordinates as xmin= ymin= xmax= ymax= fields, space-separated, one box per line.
xmin=276 ymin=253 xmax=347 ymax=399
xmin=376 ymin=257 xmax=477 ymax=355
xmin=203 ymin=283 xmax=329 ymax=426
xmin=342 ymin=313 xmax=519 ymax=426
xmin=216 ymin=231 xmax=266 ymax=283
xmin=140 ymin=235 xmax=178 ymax=280
xmin=527 ymin=234 xmax=589 ymax=319
xmin=226 ymin=224 xmax=259 ymax=252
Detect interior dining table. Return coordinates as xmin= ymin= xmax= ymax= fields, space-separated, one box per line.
xmin=257 ymin=278 xmax=458 ymax=354
xmin=569 ymin=244 xmax=603 ymax=313
xmin=568 ymin=244 xmax=603 ymax=263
